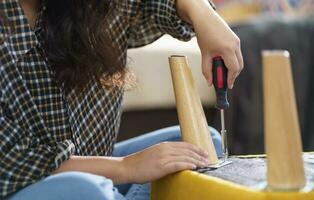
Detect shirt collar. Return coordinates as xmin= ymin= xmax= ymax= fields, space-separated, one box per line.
xmin=0 ymin=0 xmax=40 ymax=64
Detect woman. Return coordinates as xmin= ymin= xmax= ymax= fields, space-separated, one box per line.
xmin=0 ymin=0 xmax=243 ymax=199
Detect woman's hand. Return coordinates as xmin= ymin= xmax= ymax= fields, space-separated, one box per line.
xmin=122 ymin=142 xmax=209 ymax=183
xmin=53 ymin=142 xmax=208 ymax=185
xmin=177 ymin=0 xmax=244 ymax=89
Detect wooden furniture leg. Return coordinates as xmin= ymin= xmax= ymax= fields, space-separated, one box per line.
xmin=262 ymin=50 xmax=305 ymax=190
xmin=169 ymin=55 xmax=218 ymax=164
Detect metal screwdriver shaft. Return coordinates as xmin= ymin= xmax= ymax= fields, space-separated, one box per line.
xmin=212 ymin=56 xmax=229 ymax=161
xmin=220 ymin=109 xmax=228 ymax=161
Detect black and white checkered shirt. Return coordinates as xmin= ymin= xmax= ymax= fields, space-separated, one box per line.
xmin=0 ymin=0 xmax=214 ymax=198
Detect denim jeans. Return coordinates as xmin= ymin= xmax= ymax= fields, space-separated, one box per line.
xmin=8 ymin=125 xmax=222 ymax=200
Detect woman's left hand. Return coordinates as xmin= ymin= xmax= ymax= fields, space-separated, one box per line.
xmin=177 ymin=0 xmax=244 ymax=89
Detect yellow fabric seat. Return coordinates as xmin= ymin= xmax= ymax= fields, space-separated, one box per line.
xmin=151 ymin=155 xmax=314 ymax=200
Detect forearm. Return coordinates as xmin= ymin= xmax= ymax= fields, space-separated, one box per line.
xmin=53 ymin=156 xmax=129 ymax=184
xmin=176 ymin=0 xmax=216 ymax=24
xmin=176 ymin=0 xmax=243 ymax=89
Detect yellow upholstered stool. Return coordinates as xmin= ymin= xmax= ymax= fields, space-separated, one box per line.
xmin=155 ymin=54 xmax=314 ymax=200
xmin=151 ymin=154 xmax=314 ymax=200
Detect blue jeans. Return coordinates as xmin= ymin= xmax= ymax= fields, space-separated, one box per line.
xmin=8 ymin=126 xmax=222 ymax=200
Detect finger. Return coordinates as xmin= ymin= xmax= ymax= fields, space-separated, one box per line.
xmin=164 ymin=162 xmax=197 ymax=174
xmin=169 ymin=148 xmax=207 ymax=163
xmin=170 ymin=142 xmax=208 ymax=158
xmin=201 ymin=54 xmax=213 ymax=86
xmin=171 ymin=142 xmax=208 ymax=157
xmin=222 ymin=53 xmax=240 ymax=89
xmin=235 ymin=46 xmax=244 ymax=72
xmin=167 ymin=155 xmax=208 ymax=168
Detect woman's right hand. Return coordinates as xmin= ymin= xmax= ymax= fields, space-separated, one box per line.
xmin=122 ymin=142 xmax=209 ymax=183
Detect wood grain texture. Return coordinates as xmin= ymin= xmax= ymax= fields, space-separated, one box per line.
xmin=169 ymin=56 xmax=218 ymax=164
xmin=262 ymin=50 xmax=305 ymax=190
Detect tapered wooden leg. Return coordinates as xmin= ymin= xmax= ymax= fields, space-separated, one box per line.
xmin=169 ymin=55 xmax=218 ymax=165
xmin=262 ymin=50 xmax=305 ymax=190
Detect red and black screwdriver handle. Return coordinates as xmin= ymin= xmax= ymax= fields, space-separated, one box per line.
xmin=212 ymin=56 xmax=229 ymax=110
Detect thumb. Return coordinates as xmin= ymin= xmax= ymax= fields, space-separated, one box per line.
xmin=201 ymin=54 xmax=213 ymax=86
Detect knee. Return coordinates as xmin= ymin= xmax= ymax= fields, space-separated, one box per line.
xmin=209 ymin=127 xmax=223 ymax=157
xmin=159 ymin=125 xmax=222 ymax=157
xmin=164 ymin=125 xmax=222 ymax=157
xmin=163 ymin=125 xmax=221 ymax=147
xmin=45 ymin=172 xmax=118 ymax=200
xmin=157 ymin=125 xmax=182 ymax=142
xmin=209 ymin=127 xmax=221 ymax=143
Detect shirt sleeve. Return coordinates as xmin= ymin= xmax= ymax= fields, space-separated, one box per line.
xmin=124 ymin=0 xmax=216 ymax=48
xmin=0 ymin=106 xmax=75 ymax=198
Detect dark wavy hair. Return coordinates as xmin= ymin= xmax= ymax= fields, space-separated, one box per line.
xmin=43 ymin=0 xmax=127 ymax=91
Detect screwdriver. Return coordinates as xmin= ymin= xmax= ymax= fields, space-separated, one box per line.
xmin=212 ymin=56 xmax=230 ymax=161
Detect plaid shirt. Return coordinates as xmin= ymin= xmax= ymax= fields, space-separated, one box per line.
xmin=0 ymin=0 xmax=214 ymax=198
